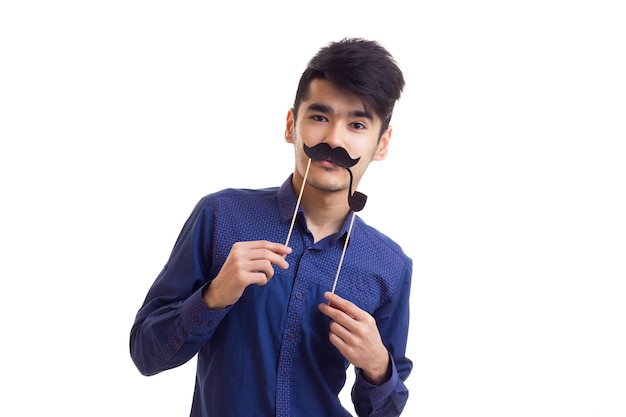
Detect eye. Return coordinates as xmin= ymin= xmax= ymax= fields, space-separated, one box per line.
xmin=311 ymin=115 xmax=328 ymax=122
xmin=351 ymin=122 xmax=366 ymax=130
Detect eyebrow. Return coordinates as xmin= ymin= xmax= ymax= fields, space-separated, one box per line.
xmin=306 ymin=102 xmax=373 ymax=121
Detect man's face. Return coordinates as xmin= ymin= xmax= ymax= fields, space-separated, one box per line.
xmin=285 ymin=78 xmax=391 ymax=197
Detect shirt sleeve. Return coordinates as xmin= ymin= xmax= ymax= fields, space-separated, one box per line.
xmin=351 ymin=260 xmax=413 ymax=417
xmin=129 ymin=196 xmax=229 ymax=376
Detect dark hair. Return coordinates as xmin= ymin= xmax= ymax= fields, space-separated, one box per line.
xmin=292 ymin=38 xmax=405 ymax=137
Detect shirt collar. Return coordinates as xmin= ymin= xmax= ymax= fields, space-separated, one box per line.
xmin=277 ymin=175 xmax=300 ymax=225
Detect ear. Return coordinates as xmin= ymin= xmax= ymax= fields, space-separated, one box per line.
xmin=373 ymin=126 xmax=392 ymax=161
xmin=285 ymin=108 xmax=295 ymax=144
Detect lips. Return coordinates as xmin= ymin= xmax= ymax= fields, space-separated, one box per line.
xmin=319 ymin=158 xmax=337 ymax=168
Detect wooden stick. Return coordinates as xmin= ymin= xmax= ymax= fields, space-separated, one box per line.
xmin=330 ymin=211 xmax=356 ymax=295
xmin=284 ymin=158 xmax=311 ymax=248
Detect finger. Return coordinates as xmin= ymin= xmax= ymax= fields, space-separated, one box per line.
xmin=233 ymin=240 xmax=291 ymax=255
xmin=246 ymin=259 xmax=278 ymax=281
xmin=318 ymin=302 xmax=356 ymax=332
xmin=256 ymin=240 xmax=292 ymax=257
xmin=234 ymin=245 xmax=290 ymax=271
xmin=329 ymin=320 xmax=355 ymax=344
xmin=323 ymin=292 xmax=360 ymax=319
xmin=247 ymin=270 xmax=273 ymax=286
xmin=264 ymin=249 xmax=291 ymax=270
xmin=328 ymin=328 xmax=350 ymax=351
xmin=247 ymin=242 xmax=292 ymax=270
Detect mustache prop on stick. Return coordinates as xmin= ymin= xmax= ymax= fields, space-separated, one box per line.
xmin=284 ymin=143 xmax=368 ymax=297
xmin=303 ymin=143 xmax=367 ymax=212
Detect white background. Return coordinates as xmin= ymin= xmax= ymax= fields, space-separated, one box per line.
xmin=1 ymin=1 xmax=625 ymax=416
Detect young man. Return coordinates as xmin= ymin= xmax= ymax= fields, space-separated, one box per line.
xmin=130 ymin=38 xmax=412 ymax=416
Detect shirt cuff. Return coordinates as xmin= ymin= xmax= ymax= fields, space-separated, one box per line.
xmin=179 ymin=283 xmax=230 ymax=336
xmin=355 ymin=354 xmax=399 ymax=409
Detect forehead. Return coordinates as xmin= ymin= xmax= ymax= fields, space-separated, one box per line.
xmin=304 ymin=79 xmax=360 ymax=104
xmin=300 ymin=79 xmax=381 ymax=122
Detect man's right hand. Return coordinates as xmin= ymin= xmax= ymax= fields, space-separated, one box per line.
xmin=202 ymin=240 xmax=292 ymax=309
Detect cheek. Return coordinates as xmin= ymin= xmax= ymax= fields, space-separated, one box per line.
xmin=298 ymin=122 xmax=329 ymax=143
xmin=352 ymin=141 xmax=377 ymax=162
xmin=292 ymin=137 xmax=310 ymax=163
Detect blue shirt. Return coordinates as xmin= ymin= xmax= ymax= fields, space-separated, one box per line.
xmin=130 ymin=176 xmax=413 ymax=416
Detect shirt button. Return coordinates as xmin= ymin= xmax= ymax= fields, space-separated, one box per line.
xmin=295 ymin=291 xmax=303 ymax=299
xmin=207 ymin=320 xmax=216 ymax=327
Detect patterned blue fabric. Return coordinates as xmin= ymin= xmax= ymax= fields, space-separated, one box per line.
xmin=130 ymin=176 xmax=413 ymax=416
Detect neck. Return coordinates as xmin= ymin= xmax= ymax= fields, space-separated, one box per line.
xmin=291 ymin=175 xmax=351 ymax=243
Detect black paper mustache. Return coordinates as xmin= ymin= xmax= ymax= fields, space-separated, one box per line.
xmin=303 ymin=143 xmax=367 ymax=212
xmin=303 ymin=143 xmax=360 ymax=168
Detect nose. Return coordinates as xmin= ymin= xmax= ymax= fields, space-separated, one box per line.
xmin=323 ymin=120 xmax=344 ymax=149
